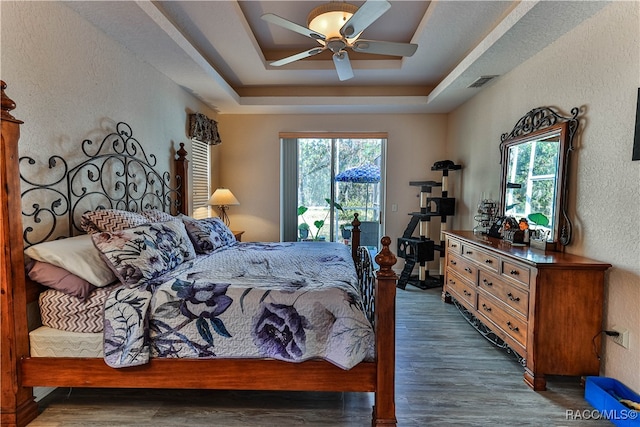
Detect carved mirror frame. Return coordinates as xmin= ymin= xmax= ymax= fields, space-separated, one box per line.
xmin=498 ymin=107 xmax=580 ymax=252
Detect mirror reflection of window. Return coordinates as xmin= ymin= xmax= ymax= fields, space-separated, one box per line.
xmin=505 ymin=135 xmax=560 ymax=235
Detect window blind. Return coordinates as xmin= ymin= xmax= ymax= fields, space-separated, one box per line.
xmin=191 ymin=139 xmax=210 ymax=219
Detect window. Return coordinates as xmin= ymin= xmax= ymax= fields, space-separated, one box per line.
xmin=281 ymin=133 xmax=386 ymax=246
xmin=190 ymin=139 xmax=211 ymax=219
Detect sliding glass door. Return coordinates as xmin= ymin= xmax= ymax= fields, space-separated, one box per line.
xmin=281 ymin=134 xmax=385 ymax=247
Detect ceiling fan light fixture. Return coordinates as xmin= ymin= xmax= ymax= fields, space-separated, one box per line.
xmin=307 ymin=2 xmax=359 ymax=40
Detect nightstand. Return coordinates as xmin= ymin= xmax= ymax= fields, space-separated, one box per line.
xmin=233 ymin=231 xmax=245 ymax=242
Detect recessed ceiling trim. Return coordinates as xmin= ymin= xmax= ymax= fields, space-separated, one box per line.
xmin=427 ymin=0 xmax=537 ymax=105
xmin=236 ymin=85 xmax=431 ymax=98
xmin=239 ymin=94 xmax=429 ymax=108
xmin=137 ymin=1 xmax=239 ymax=102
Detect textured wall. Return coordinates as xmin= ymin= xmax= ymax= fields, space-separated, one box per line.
xmin=0 ymin=1 xmax=218 ymax=215
xmin=447 ymin=2 xmax=640 ymax=391
xmin=216 ymin=113 xmax=449 ymax=245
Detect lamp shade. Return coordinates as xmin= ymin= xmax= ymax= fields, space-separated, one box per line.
xmin=208 ymin=188 xmax=239 ymax=207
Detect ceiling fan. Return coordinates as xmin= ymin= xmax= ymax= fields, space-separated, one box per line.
xmin=261 ymin=0 xmax=418 ymax=81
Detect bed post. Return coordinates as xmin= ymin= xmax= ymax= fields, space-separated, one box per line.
xmin=350 ymin=212 xmax=361 ymax=263
xmin=1 ymin=81 xmax=39 ymax=426
xmin=174 ymin=142 xmax=189 ymax=215
xmin=373 ymin=236 xmax=397 ymax=426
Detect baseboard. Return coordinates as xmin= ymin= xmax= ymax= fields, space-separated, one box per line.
xmin=33 ymin=386 xmax=56 ymax=401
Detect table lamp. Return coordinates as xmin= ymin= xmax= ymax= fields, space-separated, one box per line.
xmin=208 ymin=188 xmax=239 ymax=226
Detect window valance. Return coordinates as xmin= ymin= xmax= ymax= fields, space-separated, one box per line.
xmin=189 ymin=113 xmax=221 ymax=146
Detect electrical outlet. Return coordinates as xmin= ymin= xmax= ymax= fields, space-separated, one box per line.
xmin=609 ymin=327 xmax=630 ymax=349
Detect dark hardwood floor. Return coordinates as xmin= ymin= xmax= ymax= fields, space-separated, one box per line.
xmin=29 ymin=287 xmax=608 ymax=426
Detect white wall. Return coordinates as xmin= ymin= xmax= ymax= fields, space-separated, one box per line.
xmin=0 ymin=1 xmax=218 ymax=215
xmin=447 ymin=2 xmax=640 ymax=391
xmin=216 ymin=113 xmax=449 ymax=245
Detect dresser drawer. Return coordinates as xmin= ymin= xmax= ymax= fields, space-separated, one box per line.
xmin=445 ymin=270 xmax=476 ymax=309
xmin=447 ymin=253 xmax=477 ymax=283
xmin=447 ymin=237 xmax=463 ymax=255
xmin=478 ymin=270 xmax=529 ymax=318
xmin=501 ymin=259 xmax=531 ymax=288
xmin=461 ymin=244 xmax=499 ymax=273
xmin=477 ymin=294 xmax=527 ymax=348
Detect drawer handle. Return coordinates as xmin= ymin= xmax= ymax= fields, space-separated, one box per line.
xmin=481 ymin=303 xmax=492 ymax=312
xmin=507 ymin=292 xmax=520 ymax=302
xmin=482 ymin=278 xmax=493 ymax=287
xmin=464 ymin=267 xmax=473 ymax=274
xmin=510 ymin=270 xmax=520 ymax=276
xmin=466 ymin=250 xmax=473 ymax=255
xmin=506 ymin=321 xmax=519 ymax=332
xmin=450 ymin=260 xmax=457 ymax=266
xmin=463 ymin=290 xmax=471 ymax=297
xmin=448 ymin=279 xmax=456 ymax=285
xmin=485 ymin=259 xmax=493 ymax=264
xmin=451 ymin=244 xmax=458 ymax=248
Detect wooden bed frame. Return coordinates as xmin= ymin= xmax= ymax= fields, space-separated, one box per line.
xmin=0 ymin=81 xmax=399 ymax=427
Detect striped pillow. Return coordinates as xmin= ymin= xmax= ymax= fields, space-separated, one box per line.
xmin=81 ymin=209 xmax=149 ymax=234
xmin=141 ymin=209 xmax=178 ymax=223
xmin=39 ymin=284 xmax=118 ymax=333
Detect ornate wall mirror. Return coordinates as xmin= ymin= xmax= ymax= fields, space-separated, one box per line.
xmin=499 ymin=107 xmax=579 ymax=251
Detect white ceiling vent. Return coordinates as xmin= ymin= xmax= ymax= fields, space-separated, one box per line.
xmin=468 ymin=75 xmax=499 ymax=88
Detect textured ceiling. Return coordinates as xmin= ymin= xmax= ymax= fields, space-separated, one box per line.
xmin=63 ymin=1 xmax=609 ymax=114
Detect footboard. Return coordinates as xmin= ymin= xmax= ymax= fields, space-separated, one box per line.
xmin=356 ymin=245 xmax=376 ymax=327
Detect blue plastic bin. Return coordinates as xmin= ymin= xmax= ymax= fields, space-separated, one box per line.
xmin=584 ymin=376 xmax=640 ymax=426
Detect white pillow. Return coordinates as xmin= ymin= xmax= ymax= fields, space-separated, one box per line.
xmin=24 ymin=234 xmax=117 ymax=287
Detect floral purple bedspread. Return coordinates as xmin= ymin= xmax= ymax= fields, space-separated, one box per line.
xmin=103 ymin=242 xmax=374 ymax=369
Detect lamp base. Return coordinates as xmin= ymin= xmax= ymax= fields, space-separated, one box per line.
xmin=218 ymin=206 xmax=230 ymax=226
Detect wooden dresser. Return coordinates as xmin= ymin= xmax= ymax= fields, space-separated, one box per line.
xmin=442 ymin=230 xmax=611 ymax=391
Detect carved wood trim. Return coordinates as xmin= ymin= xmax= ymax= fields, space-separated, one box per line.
xmin=1 ymin=80 xmax=39 ymax=426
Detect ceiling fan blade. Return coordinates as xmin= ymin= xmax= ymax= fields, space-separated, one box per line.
xmin=333 ymin=51 xmax=354 ymax=81
xmin=261 ymin=13 xmax=326 ymax=41
xmin=352 ymin=39 xmax=418 ymax=57
xmin=340 ymin=0 xmax=391 ymax=39
xmin=270 ymin=47 xmax=326 ymax=67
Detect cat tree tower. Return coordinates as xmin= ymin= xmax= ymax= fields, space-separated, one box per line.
xmin=397 ymin=161 xmax=461 ymax=290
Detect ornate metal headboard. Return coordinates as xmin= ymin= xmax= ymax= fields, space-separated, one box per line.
xmin=20 ymin=122 xmax=183 ymax=247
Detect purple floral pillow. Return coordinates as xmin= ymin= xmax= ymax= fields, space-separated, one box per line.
xmin=92 ymin=220 xmax=196 ymax=286
xmin=181 ymin=216 xmax=236 ymax=254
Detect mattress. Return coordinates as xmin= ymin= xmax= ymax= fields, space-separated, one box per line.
xmin=29 ymin=326 xmax=103 ymax=358
xmin=31 ymin=242 xmax=373 ymax=369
